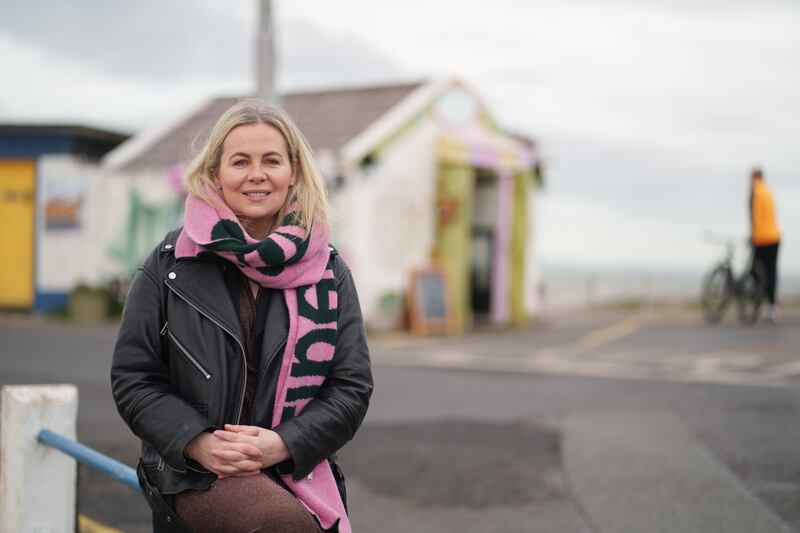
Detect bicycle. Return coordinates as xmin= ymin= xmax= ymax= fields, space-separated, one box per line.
xmin=700 ymin=238 xmax=765 ymax=325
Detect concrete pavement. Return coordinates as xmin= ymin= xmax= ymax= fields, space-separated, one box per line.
xmin=1 ymin=307 xmax=799 ymax=532
xmin=564 ymin=410 xmax=793 ymax=533
xmin=371 ymin=306 xmax=800 ymax=389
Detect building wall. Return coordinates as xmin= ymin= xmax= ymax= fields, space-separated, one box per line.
xmin=36 ymin=155 xmax=181 ymax=311
xmin=434 ymin=163 xmax=477 ymax=331
xmin=331 ymin=118 xmax=439 ymax=328
xmin=524 ymin=180 xmax=539 ymax=316
xmin=510 ymin=170 xmax=529 ymax=324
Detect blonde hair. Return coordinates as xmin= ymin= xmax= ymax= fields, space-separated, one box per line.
xmin=185 ymin=98 xmax=329 ymax=233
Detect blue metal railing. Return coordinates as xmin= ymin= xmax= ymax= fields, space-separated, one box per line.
xmin=38 ymin=428 xmax=141 ymax=492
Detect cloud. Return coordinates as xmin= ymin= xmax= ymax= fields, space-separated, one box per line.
xmin=0 ymin=0 xmax=252 ymax=83
xmin=541 ymin=135 xmax=745 ymax=220
xmin=537 ymin=192 xmax=721 ymax=271
xmin=0 ymin=34 xmax=231 ymax=131
xmin=277 ymin=18 xmax=408 ymax=90
xmin=1 ymin=0 xmax=797 ymax=274
xmin=0 ymin=1 xmax=406 ymax=128
xmin=0 ymin=0 xmax=405 ymax=90
xmin=537 ymin=135 xmax=800 ymax=273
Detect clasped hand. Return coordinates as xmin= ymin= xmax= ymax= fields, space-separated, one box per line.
xmin=185 ymin=424 xmax=290 ymax=478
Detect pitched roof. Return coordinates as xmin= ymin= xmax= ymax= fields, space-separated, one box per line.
xmin=107 ymin=81 xmax=423 ymax=172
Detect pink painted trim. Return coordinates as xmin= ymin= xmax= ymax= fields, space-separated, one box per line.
xmin=491 ymin=172 xmax=512 ymax=324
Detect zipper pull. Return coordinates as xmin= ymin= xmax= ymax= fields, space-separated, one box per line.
xmin=160 ymin=321 xmax=168 ymax=336
xmin=158 ymin=457 xmax=165 ymax=471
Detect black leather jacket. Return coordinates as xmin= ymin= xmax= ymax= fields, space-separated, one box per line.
xmin=111 ymin=228 xmax=373 ymax=500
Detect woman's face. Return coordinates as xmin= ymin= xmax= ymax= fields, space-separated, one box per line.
xmin=214 ymin=123 xmax=294 ymax=238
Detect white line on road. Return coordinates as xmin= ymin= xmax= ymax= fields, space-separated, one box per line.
xmin=569 ymin=316 xmax=643 ymax=354
xmin=374 ymin=349 xmax=796 ymax=389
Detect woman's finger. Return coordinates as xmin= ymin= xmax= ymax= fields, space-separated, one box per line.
xmin=213 ymin=430 xmax=244 ymax=443
xmin=213 ymin=463 xmax=240 ymax=475
xmin=213 ymin=460 xmax=261 ymax=475
xmin=214 ymin=441 xmax=262 ymax=458
xmin=211 ymin=449 xmax=251 ymax=462
xmin=224 ymin=424 xmax=260 ymax=436
xmin=233 ymin=459 xmax=263 ymax=471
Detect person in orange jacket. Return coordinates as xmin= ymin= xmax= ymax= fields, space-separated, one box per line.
xmin=749 ymin=167 xmax=781 ymax=320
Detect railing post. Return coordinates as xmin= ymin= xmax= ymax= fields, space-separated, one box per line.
xmin=1 ymin=385 xmax=78 ymax=533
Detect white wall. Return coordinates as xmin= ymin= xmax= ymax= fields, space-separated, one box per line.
xmin=37 ymin=155 xmax=180 ymax=293
xmin=330 ymin=118 xmax=439 ymax=324
xmin=37 ymin=155 xmax=110 ymax=292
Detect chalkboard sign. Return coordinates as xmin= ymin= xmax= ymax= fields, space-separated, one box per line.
xmin=408 ymin=265 xmax=453 ymax=334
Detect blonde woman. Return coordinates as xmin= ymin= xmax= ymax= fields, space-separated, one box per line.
xmin=111 ymin=99 xmax=372 ymax=533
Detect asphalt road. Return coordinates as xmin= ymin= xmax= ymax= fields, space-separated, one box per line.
xmin=1 ymin=308 xmax=798 ymax=532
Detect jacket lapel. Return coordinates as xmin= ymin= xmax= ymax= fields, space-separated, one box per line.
xmin=164 ymin=259 xmax=244 ymax=346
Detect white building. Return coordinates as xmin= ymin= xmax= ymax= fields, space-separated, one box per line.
xmin=36 ymin=79 xmax=542 ymax=330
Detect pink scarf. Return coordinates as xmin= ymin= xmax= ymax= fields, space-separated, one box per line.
xmin=176 ymin=191 xmax=351 ymax=532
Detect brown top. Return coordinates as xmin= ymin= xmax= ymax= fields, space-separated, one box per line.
xmin=238 ymin=277 xmax=261 ymax=426
xmin=223 ymin=264 xmax=270 ymax=426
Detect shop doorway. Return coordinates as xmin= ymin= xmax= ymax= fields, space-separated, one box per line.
xmin=470 ymin=169 xmax=498 ymax=324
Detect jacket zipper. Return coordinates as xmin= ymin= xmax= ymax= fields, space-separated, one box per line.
xmin=167 ymin=331 xmax=212 ymax=380
xmin=165 ymin=279 xmax=248 ymax=424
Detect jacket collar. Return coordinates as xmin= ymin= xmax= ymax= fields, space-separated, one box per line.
xmin=164 ymin=258 xmax=244 ymax=346
xmin=162 ymin=228 xmax=289 ymax=360
xmin=161 ymin=228 xmax=243 ymax=340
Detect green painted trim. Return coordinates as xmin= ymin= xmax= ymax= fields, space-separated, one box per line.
xmin=510 ymin=171 xmax=531 ymax=325
xmin=434 ymin=164 xmax=476 ymax=331
xmin=107 ymin=190 xmax=182 ymax=275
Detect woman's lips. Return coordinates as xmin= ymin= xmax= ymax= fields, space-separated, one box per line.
xmin=243 ymin=191 xmax=270 ymax=199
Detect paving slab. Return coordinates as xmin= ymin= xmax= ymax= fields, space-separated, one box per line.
xmin=563 ymin=409 xmax=794 ymax=533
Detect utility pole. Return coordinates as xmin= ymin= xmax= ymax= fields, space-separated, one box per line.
xmin=256 ymin=0 xmax=279 ymax=104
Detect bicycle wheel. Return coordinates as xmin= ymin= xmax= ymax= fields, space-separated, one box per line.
xmin=736 ymin=269 xmax=764 ymax=325
xmin=701 ymin=265 xmax=732 ymax=324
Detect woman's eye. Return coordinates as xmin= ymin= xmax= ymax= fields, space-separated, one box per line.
xmin=265 ymin=158 xmax=280 ymax=166
xmin=234 ymin=160 xmax=247 ymax=167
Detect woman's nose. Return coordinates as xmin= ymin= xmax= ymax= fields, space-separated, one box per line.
xmin=249 ymin=170 xmax=267 ymax=182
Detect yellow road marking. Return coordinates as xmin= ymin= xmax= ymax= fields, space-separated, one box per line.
xmin=571 ymin=316 xmax=643 ymax=354
xmin=78 ymin=514 xmax=125 ymax=533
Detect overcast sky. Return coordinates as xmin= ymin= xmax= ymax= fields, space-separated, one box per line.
xmin=2 ymin=0 xmax=798 ymax=277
